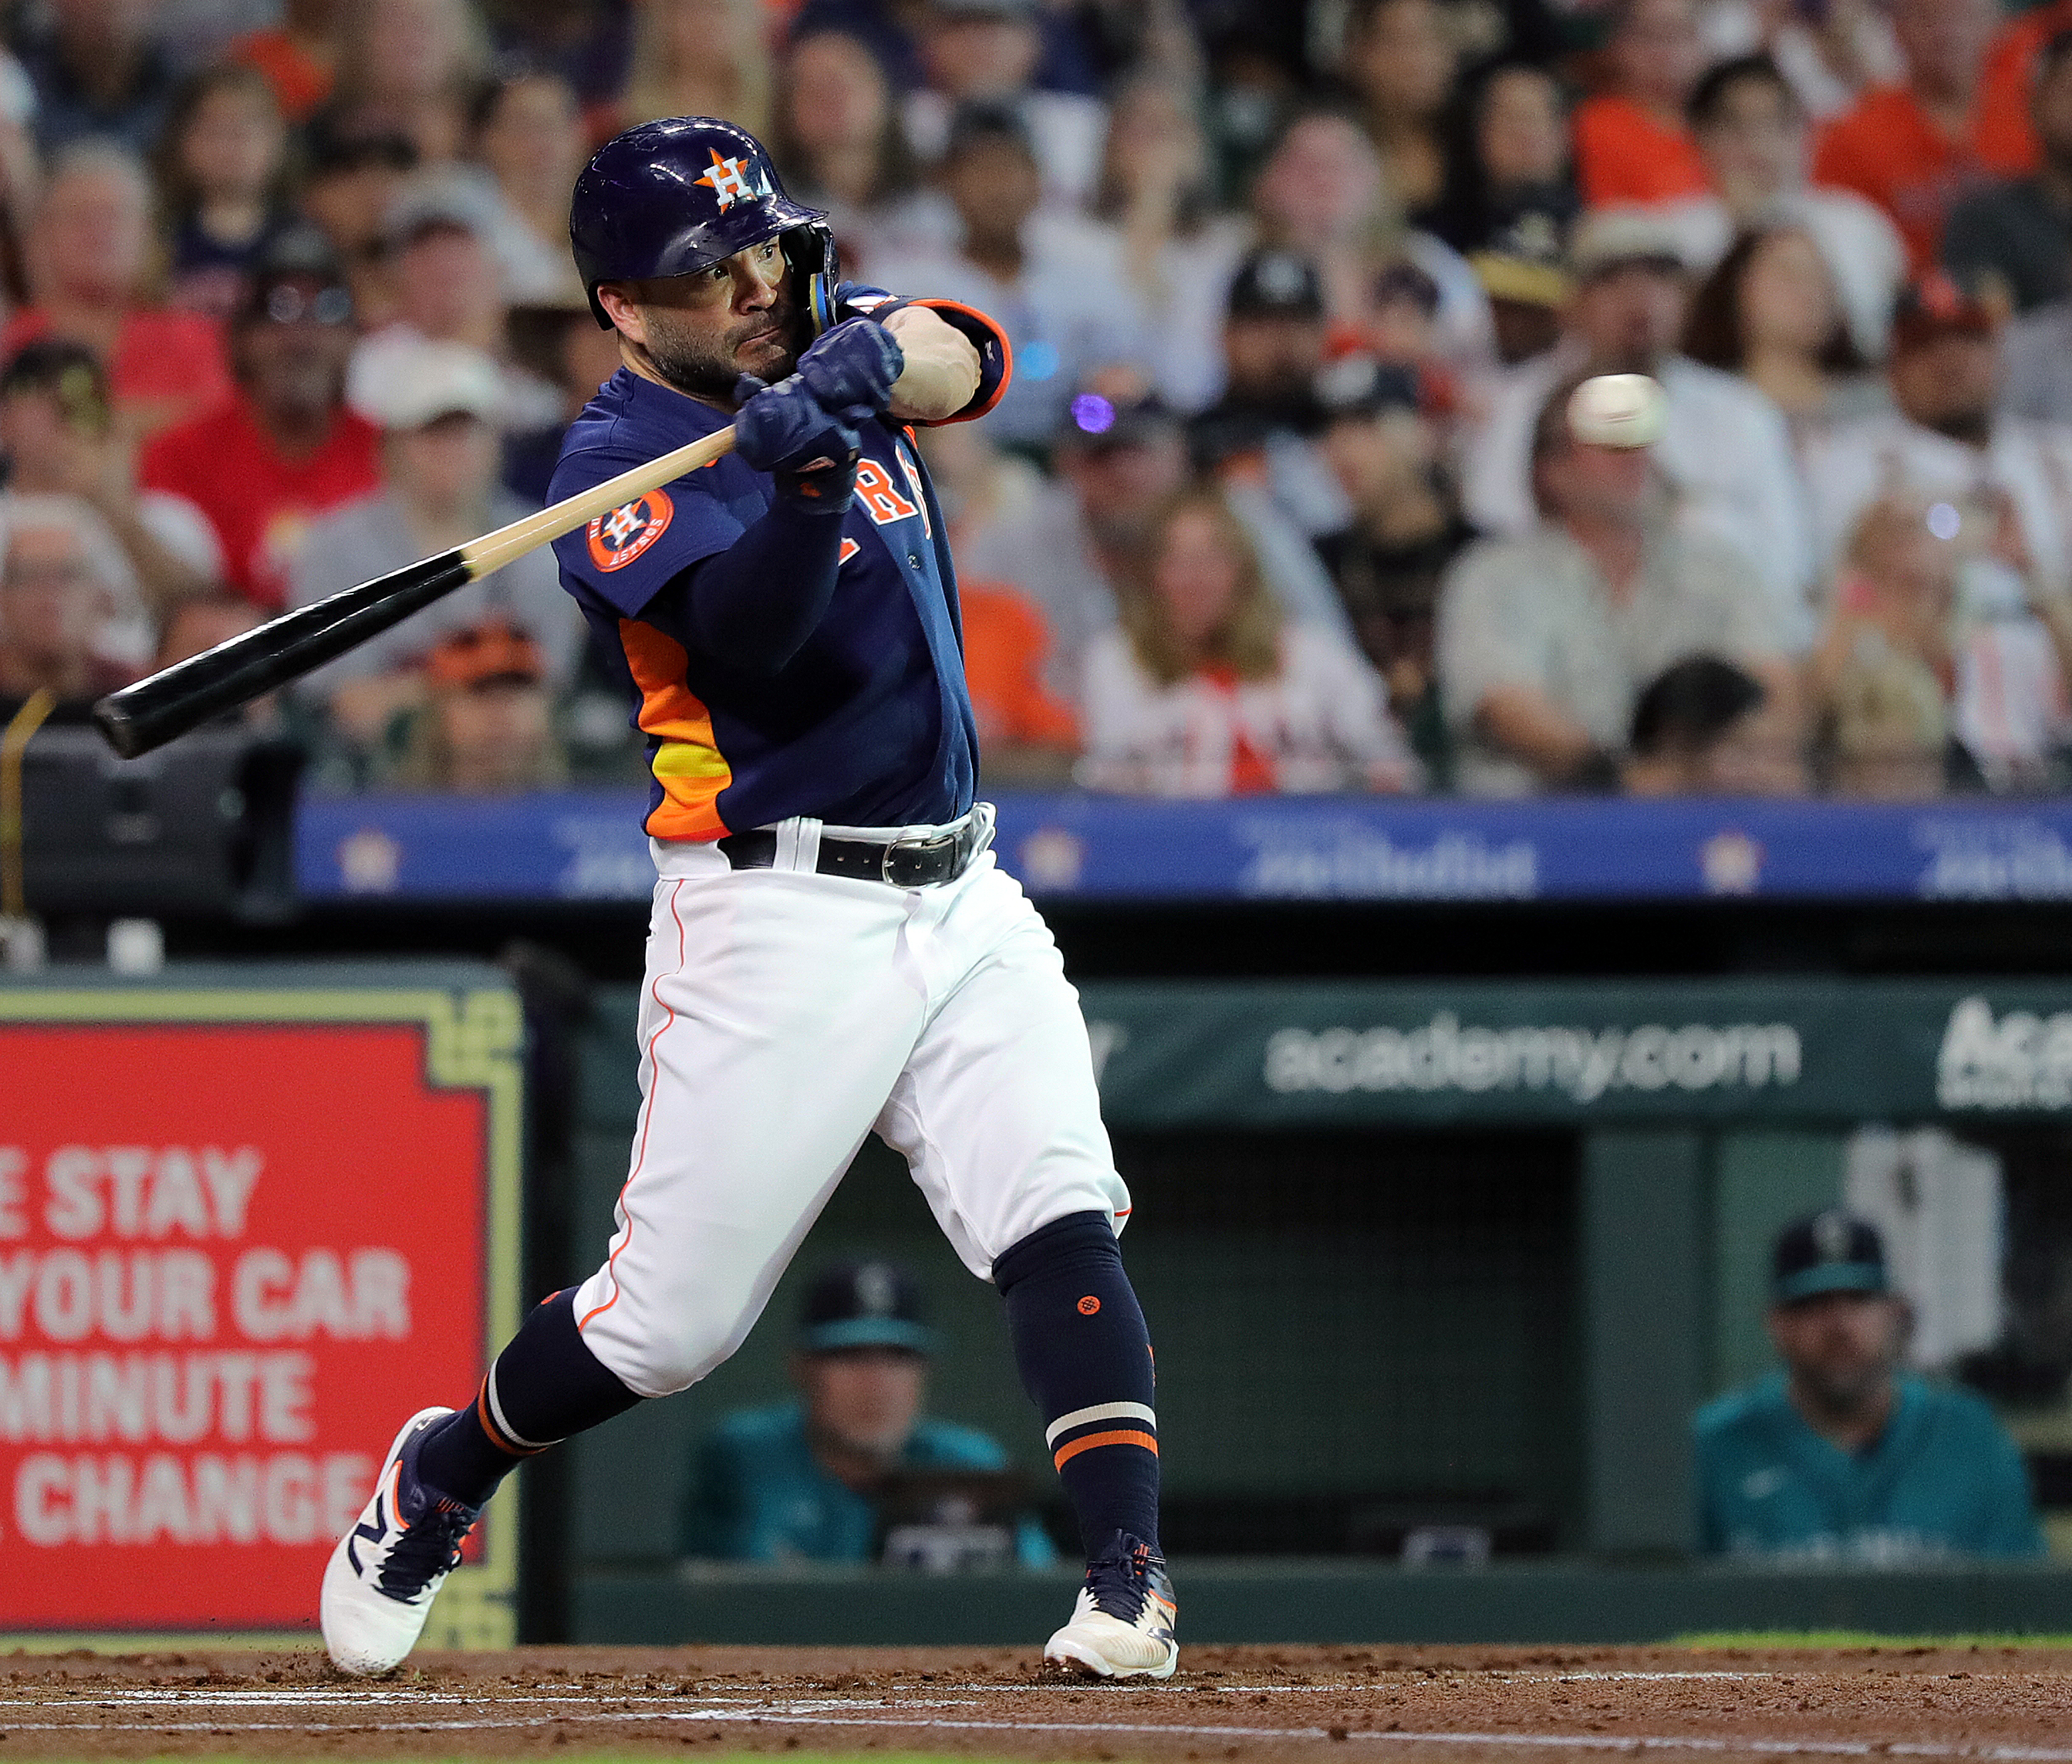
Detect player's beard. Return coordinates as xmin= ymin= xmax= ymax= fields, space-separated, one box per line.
xmin=643 ymin=297 xmax=804 ymax=405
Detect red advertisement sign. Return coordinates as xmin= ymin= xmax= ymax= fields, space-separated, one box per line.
xmin=0 ymin=1010 xmax=507 ymax=1631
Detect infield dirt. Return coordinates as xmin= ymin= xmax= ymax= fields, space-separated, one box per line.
xmin=0 ymin=1644 xmax=2068 ymax=1762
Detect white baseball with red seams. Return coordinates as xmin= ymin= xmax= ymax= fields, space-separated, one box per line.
xmin=568 ymin=825 xmax=1131 ymax=1399
xmin=1566 ymin=374 xmax=1668 ymax=450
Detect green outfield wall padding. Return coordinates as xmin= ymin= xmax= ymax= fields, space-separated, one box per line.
xmin=569 ymin=1562 xmax=2072 ymax=1646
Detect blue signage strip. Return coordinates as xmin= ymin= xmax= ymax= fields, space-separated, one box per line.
xmin=295 ymin=790 xmax=2072 ymax=904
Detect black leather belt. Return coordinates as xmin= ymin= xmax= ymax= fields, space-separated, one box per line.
xmin=719 ymin=806 xmax=995 ymax=889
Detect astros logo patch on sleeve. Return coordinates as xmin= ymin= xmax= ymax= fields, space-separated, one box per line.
xmin=587 ymin=490 xmax=675 ymax=572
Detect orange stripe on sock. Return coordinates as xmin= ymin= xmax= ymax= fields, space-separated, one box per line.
xmin=475 ymin=1379 xmax=538 ymax=1458
xmin=1053 ymin=1428 xmax=1159 ymax=1470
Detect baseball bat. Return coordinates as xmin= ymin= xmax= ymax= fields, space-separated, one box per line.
xmin=92 ymin=424 xmax=741 ymax=759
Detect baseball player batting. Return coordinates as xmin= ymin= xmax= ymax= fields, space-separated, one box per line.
xmin=318 ymin=118 xmax=1173 ymax=1681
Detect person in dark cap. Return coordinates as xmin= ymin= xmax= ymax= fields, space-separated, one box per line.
xmin=138 ymin=226 xmax=380 ymax=611
xmin=680 ymin=1259 xmax=1057 ymax=1565
xmin=1190 ymin=249 xmax=1331 ymax=472
xmin=1693 ymin=1209 xmax=2044 ymax=1560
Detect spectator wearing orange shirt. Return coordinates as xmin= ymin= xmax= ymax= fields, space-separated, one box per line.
xmin=1812 ymin=0 xmax=2009 ymax=273
xmin=1571 ymin=0 xmax=1711 ymax=208
xmin=958 ymin=578 xmax=1080 ymax=786
xmin=231 ymin=0 xmax=345 ymax=124
xmin=0 ymin=144 xmax=232 ymax=441
xmin=1972 ymin=0 xmax=2072 ymax=179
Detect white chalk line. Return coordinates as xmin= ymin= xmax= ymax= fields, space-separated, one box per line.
xmin=0 ymin=1696 xmax=2070 ymax=1760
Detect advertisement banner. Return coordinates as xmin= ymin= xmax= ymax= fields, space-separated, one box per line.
xmin=1076 ymin=978 xmax=2072 ymax=1128
xmin=0 ymin=970 xmax=521 ymax=1640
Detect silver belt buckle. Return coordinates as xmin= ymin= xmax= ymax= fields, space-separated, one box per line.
xmin=882 ymin=828 xmax=958 ymax=887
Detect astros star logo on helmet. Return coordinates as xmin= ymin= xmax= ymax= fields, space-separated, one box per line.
xmin=587 ymin=490 xmax=675 ymax=572
xmin=695 ymin=149 xmax=757 ymax=210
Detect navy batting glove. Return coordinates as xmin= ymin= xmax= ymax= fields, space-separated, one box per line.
xmin=733 ymin=373 xmax=862 ymax=509
xmin=795 ymin=317 xmax=903 ymax=416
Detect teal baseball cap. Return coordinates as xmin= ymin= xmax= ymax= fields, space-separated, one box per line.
xmin=1772 ymin=1209 xmax=1890 ymax=1305
xmin=799 ymin=1259 xmax=937 ymax=1355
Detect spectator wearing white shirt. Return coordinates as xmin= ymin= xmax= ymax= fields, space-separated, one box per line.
xmin=879 ymin=104 xmax=1144 ymax=446
xmin=957 ymin=369 xmax=1357 ymax=691
xmin=291 ymin=340 xmax=580 ymax=759
xmin=1805 ymin=275 xmax=2072 ymax=601
xmin=1441 ymin=373 xmax=1798 ymax=797
xmin=903 ymin=0 xmax=1105 ymax=211
xmin=1658 ymin=55 xmax=1907 ymax=361
xmin=1460 ymin=206 xmax=1816 ymax=647
xmin=1079 ymin=485 xmax=1415 ymax=797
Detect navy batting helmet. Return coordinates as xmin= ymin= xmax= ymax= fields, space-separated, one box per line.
xmin=569 ymin=117 xmax=838 ymax=333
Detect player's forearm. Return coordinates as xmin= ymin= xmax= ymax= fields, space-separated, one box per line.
xmin=883 ymin=307 xmax=981 ymax=423
xmin=687 ymin=501 xmax=850 ymax=674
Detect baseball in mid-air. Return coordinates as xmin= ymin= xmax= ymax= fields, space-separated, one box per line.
xmin=1566 ymin=372 xmax=1668 ymax=450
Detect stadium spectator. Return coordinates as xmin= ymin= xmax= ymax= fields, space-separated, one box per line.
xmin=229 ymin=0 xmax=345 ymax=123
xmin=157 ymin=65 xmax=295 ymax=321
xmin=882 ymin=104 xmax=1141 ymax=448
xmin=680 ymin=1260 xmax=1056 ymax=1567
xmin=386 ymin=617 xmax=565 ymax=793
xmin=1661 ymin=55 xmax=1906 ymax=360
xmin=906 ymin=0 xmax=1106 ymax=210
xmin=0 ymin=492 xmax=139 ymax=720
xmin=1079 ymin=484 xmax=1415 ymax=796
xmin=17 ymin=0 xmax=179 ymax=157
xmin=768 ymin=30 xmax=942 ymax=280
xmin=1939 ymin=33 xmax=2072 ymax=317
xmin=1680 ymin=227 xmax=1881 ymax=449
xmin=1623 ymin=655 xmax=1807 ymax=794
xmin=1811 ymin=494 xmax=2072 ymax=792
xmin=0 ymin=340 xmax=218 ymax=633
xmin=1460 ymin=207 xmax=1813 ymax=643
xmin=139 ymin=228 xmax=379 ymax=611
xmin=1694 ymin=1210 xmax=2044 ymax=1560
xmin=1971 ymin=0 xmax=2072 ymax=179
xmin=1312 ymin=359 xmax=1471 ymax=767
xmin=2 ymin=144 xmax=231 ymax=440
xmin=501 ymin=296 xmax=629 ymax=504
xmin=1340 ymin=0 xmax=1458 ymax=218
xmin=480 ymin=0 xmax=632 ymax=114
xmin=1247 ymin=108 xmax=1494 ymax=373
xmin=1812 ymin=0 xmax=2006 ymax=273
xmin=1805 ymin=276 xmax=2072 ymax=600
xmin=1190 ymin=250 xmax=1349 ymax=540
xmin=1438 ymin=375 xmax=1794 ymax=796
xmin=316 ymin=0 xmax=487 ymax=166
xmin=468 ymin=73 xmax=590 ymax=306
xmin=1765 ymin=0 xmax=1903 ymax=123
xmin=1423 ymin=60 xmax=1576 ymax=366
xmin=298 ymin=130 xmax=417 ymax=320
xmin=152 ymin=588 xmax=290 ymax=733
xmin=1570 ymin=0 xmax=1710 ymax=208
xmin=1089 ymin=70 xmax=1247 ymax=414
xmin=614 ymin=0 xmax=770 ymax=142
xmin=290 ymin=339 xmax=578 ymax=756
xmin=958 ymin=577 xmax=1080 ymax=786
xmin=348 ymin=189 xmax=558 ymax=430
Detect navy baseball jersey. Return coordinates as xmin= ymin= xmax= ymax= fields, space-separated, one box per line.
xmin=549 ymin=289 xmax=1011 ymax=839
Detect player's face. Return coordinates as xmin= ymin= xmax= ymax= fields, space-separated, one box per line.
xmin=1768 ymin=1291 xmax=1907 ymax=1415
xmin=619 ymin=239 xmax=801 ymax=404
xmin=797 ymin=1347 xmax=927 ymax=1460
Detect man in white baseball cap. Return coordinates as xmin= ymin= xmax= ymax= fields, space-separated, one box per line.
xmin=286 ymin=339 xmax=582 ymax=759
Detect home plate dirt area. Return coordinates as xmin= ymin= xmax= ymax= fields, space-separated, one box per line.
xmin=1 ymin=1644 xmax=2069 ymax=1763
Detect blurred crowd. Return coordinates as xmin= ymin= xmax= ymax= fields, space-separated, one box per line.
xmin=6 ymin=0 xmax=2072 ymax=799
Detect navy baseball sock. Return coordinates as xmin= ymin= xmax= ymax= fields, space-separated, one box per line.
xmin=414 ymin=1288 xmax=643 ymax=1507
xmin=994 ymin=1209 xmax=1162 ymax=1560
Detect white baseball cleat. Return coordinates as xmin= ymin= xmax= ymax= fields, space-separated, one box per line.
xmin=1043 ymin=1531 xmax=1179 ymax=1679
xmin=320 ymin=1406 xmax=482 ymax=1676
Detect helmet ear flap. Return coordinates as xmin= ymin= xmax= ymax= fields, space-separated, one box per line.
xmin=781 ymin=221 xmax=840 ymax=337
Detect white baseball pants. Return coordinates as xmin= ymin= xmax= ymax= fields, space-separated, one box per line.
xmin=570 ymin=825 xmax=1132 ymax=1399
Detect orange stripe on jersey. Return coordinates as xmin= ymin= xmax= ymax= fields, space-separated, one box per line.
xmin=1053 ymin=1428 xmax=1159 ymax=1470
xmin=911 ymin=300 xmax=1013 ymax=423
xmin=619 ymin=617 xmax=733 ymax=841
